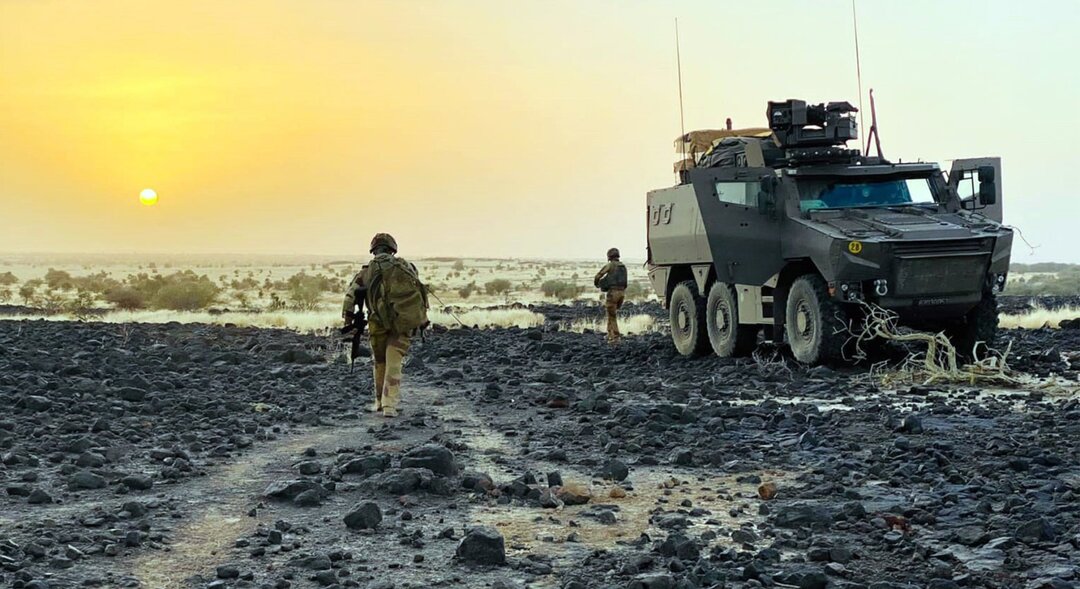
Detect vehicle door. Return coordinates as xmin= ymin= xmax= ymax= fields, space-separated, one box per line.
xmin=692 ymin=167 xmax=782 ymax=285
xmin=948 ymin=157 xmax=1002 ymax=222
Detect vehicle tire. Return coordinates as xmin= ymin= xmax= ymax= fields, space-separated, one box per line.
xmin=784 ymin=274 xmax=848 ymax=364
xmin=706 ymin=282 xmax=758 ymax=357
xmin=946 ymin=295 xmax=998 ymax=362
xmin=669 ymin=280 xmax=710 ymax=356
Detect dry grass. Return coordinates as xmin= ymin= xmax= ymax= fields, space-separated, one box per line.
xmin=565 ymin=314 xmax=658 ymax=335
xmin=428 ymin=308 xmax=545 ymax=329
xmin=999 ymin=306 xmax=1080 ymax=329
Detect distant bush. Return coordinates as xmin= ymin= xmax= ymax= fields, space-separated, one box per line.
xmin=151 ymin=278 xmax=219 ymax=311
xmin=0 ymin=287 xmax=10 ymax=303
xmin=66 ymin=290 xmax=97 ymax=320
xmin=39 ymin=290 xmax=66 ymax=315
xmin=1012 ymin=262 xmax=1077 ymax=273
xmin=484 ymin=279 xmax=512 ymax=296
xmin=19 ymin=279 xmax=43 ymax=305
xmin=541 ymin=279 xmax=585 ymax=300
xmin=458 ymin=282 xmax=477 ymax=299
xmin=44 ymin=268 xmax=75 ymax=291
xmin=0 ymin=271 xmax=17 ymax=286
xmin=268 ymin=292 xmax=287 ymax=311
xmin=104 ymin=287 xmax=147 ymax=310
xmin=288 ymin=282 xmax=322 ymax=311
xmin=1007 ymin=267 xmax=1080 ymax=296
xmin=624 ymin=281 xmax=650 ymax=301
xmin=452 ymin=260 xmax=465 ymax=271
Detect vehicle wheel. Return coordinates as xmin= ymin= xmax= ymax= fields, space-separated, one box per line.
xmin=669 ymin=280 xmax=709 ymax=356
xmin=706 ymin=282 xmax=758 ymax=357
xmin=784 ymin=275 xmax=848 ymax=364
xmin=946 ymin=295 xmax=998 ymax=362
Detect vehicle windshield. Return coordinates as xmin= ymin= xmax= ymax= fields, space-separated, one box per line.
xmin=800 ymin=177 xmax=936 ymax=211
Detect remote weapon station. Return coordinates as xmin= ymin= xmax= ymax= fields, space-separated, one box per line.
xmin=646 ymin=99 xmax=1012 ymax=363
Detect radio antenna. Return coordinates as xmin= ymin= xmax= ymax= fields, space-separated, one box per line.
xmin=675 ymin=18 xmax=687 ymax=170
xmin=851 ymin=0 xmax=866 ymax=141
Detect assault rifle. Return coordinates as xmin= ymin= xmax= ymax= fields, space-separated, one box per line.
xmin=341 ymin=309 xmax=366 ymax=373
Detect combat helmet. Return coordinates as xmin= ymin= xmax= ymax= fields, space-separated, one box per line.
xmin=370 ymin=233 xmax=398 ymax=254
xmin=607 ymin=247 xmax=620 ymax=260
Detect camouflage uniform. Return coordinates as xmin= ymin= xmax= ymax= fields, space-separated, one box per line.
xmin=594 ymin=250 xmax=627 ymax=344
xmin=342 ymin=234 xmax=416 ymax=418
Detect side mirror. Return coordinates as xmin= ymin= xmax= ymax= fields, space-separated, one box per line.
xmin=978 ymin=165 xmax=997 ymax=205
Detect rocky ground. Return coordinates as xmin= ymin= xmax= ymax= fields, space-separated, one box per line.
xmin=1 ymin=300 xmax=1078 ymax=589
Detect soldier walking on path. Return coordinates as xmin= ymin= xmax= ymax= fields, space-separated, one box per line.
xmin=342 ymin=233 xmax=429 ymax=417
xmin=594 ymin=247 xmax=628 ymax=344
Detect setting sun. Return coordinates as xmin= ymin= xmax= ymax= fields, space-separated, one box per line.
xmin=139 ymin=188 xmax=158 ymax=206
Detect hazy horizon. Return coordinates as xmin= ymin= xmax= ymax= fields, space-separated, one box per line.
xmin=3 ymin=0 xmax=1079 ymax=262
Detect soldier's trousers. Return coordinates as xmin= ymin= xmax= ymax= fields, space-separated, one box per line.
xmin=604 ymin=288 xmax=625 ymax=343
xmin=368 ymin=330 xmax=411 ymax=414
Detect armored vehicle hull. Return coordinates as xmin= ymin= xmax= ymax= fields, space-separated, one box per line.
xmin=648 ymin=100 xmax=1012 ymax=364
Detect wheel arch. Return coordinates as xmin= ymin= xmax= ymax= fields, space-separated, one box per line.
xmin=772 ymin=259 xmax=824 ymax=337
xmin=663 ymin=265 xmax=695 ymax=307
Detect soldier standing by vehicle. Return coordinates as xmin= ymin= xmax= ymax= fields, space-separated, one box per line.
xmin=342 ymin=233 xmax=429 ymax=417
xmin=594 ymin=247 xmax=628 ymax=344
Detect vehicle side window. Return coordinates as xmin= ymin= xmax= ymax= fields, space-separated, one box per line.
xmin=953 ymin=171 xmax=977 ymax=200
xmin=714 ymin=181 xmax=759 ymax=207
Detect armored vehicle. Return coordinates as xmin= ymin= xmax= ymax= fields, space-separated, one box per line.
xmin=646 ymin=99 xmax=1013 ymax=363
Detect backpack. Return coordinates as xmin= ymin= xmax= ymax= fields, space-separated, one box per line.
xmin=599 ymin=262 xmax=628 ymax=291
xmin=364 ymin=254 xmax=429 ymax=333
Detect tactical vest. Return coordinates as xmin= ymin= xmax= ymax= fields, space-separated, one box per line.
xmin=600 ymin=262 xmax=628 ymax=291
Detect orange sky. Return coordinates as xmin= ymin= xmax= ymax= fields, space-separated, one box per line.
xmin=2 ymin=0 xmax=1078 ymax=261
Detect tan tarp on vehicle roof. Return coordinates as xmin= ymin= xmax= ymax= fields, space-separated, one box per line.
xmin=673 ymin=128 xmax=773 ymax=154
xmin=673 ymin=128 xmax=774 ymax=172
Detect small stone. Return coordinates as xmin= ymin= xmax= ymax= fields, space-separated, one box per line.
xmin=217 ymin=564 xmax=240 ymax=579
xmin=758 ymin=482 xmax=778 ymax=501
xmin=296 ymin=461 xmax=322 ymax=475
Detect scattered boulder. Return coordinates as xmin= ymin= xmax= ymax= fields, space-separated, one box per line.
xmin=121 ymin=474 xmax=154 ymax=491
xmin=1015 ymin=517 xmax=1057 ymax=543
xmin=599 ymin=459 xmax=629 ymax=482
xmin=341 ymin=453 xmax=391 ymax=477
xmin=344 ymin=502 xmax=382 ymax=530
xmin=68 ymin=470 xmax=106 ymax=490
xmin=772 ymin=503 xmax=834 ymax=528
xmin=401 ymin=444 xmax=456 ymax=477
xmin=556 ymin=483 xmax=592 ymax=506
xmin=455 ymin=526 xmax=506 ymax=565
xmin=264 ymin=479 xmax=323 ymax=501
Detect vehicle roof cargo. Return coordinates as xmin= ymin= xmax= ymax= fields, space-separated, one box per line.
xmin=673 ymin=128 xmax=777 ymax=172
